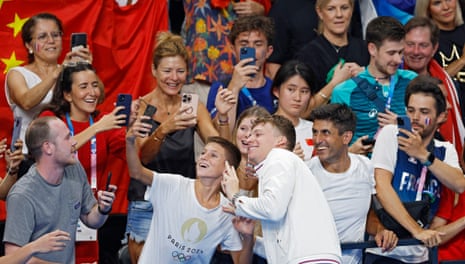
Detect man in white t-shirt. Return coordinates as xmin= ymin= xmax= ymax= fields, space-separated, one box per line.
xmin=366 ymin=75 xmax=465 ymax=263
xmin=126 ymin=118 xmax=254 ymax=264
xmin=308 ymin=104 xmax=398 ymax=264
xmin=221 ymin=115 xmax=342 ymax=264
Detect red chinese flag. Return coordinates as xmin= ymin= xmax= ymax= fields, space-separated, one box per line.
xmin=0 ymin=0 xmax=168 ymax=218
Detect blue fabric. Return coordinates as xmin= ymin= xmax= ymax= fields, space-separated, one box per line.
xmin=207 ymin=77 xmax=276 ymax=118
xmin=125 ymin=201 xmax=153 ymax=242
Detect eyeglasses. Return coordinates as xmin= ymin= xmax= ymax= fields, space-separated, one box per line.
xmin=34 ymin=31 xmax=63 ymax=43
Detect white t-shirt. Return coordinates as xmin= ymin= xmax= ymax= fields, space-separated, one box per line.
xmin=310 ymin=153 xmax=375 ymax=264
xmin=138 ymin=173 xmax=242 ymax=264
xmin=295 ymin=118 xmax=314 ymax=164
xmin=235 ymin=148 xmax=342 ymax=264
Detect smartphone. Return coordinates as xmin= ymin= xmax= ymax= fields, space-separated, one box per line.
xmin=105 ymin=172 xmax=112 ymax=191
xmin=397 ymin=115 xmax=412 ymax=138
xmin=70 ymin=32 xmax=87 ymax=51
xmin=143 ymin=104 xmax=157 ymax=124
xmin=361 ymin=138 xmax=376 ymax=146
xmin=240 ymin=47 xmax=256 ymax=67
xmin=10 ymin=117 xmax=22 ymax=152
xmin=181 ymin=93 xmax=199 ymax=115
xmin=116 ymin=93 xmax=132 ymax=126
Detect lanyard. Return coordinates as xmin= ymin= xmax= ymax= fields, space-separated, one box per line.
xmin=241 ymin=87 xmax=257 ymax=106
xmin=384 ymin=76 xmax=395 ymax=110
xmin=416 ymin=166 xmax=428 ymax=201
xmin=66 ymin=113 xmax=97 ymax=190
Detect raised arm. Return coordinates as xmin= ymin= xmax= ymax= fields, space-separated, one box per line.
xmin=0 ymin=140 xmax=24 ymax=200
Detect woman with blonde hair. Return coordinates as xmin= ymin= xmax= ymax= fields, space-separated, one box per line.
xmin=126 ymin=31 xmax=234 ymax=263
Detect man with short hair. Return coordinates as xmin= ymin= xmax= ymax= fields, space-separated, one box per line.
xmin=308 ymin=104 xmax=398 ymax=264
xmin=331 ymin=16 xmax=417 ymax=149
xmin=221 ymin=115 xmax=342 ymax=264
xmin=4 ymin=116 xmax=116 ymax=263
xmin=403 ymin=16 xmax=465 ymax=159
xmin=206 ymin=15 xmax=277 ymax=130
xmin=366 ymin=76 xmax=465 ymax=263
xmin=126 ymin=117 xmax=254 ymax=264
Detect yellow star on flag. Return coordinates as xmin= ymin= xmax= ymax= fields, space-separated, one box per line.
xmin=1 ymin=52 xmax=24 ymax=74
xmin=7 ymin=13 xmax=29 ymax=37
xmin=0 ymin=0 xmax=13 ymax=9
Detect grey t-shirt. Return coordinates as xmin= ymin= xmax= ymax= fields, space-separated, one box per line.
xmin=4 ymin=162 xmax=96 ymax=263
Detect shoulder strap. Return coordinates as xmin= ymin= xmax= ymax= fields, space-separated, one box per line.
xmin=352 ymin=76 xmax=385 ymax=112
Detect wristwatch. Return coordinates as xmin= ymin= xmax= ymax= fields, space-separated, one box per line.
xmin=422 ymin=152 xmax=435 ymax=167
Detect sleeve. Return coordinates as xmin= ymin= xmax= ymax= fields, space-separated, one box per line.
xmin=206 ymin=81 xmax=222 ymax=117
xmin=330 ymin=80 xmax=354 ymax=106
xmin=220 ymin=221 xmax=242 ymax=251
xmin=435 ymin=186 xmax=454 ymax=221
xmin=371 ymin=125 xmax=399 ymax=173
xmin=235 ymin=155 xmax=296 ymax=221
xmin=75 ymin=163 xmax=97 ymax=215
xmin=4 ymin=193 xmax=35 ymax=247
xmin=442 ymin=142 xmax=461 ymax=169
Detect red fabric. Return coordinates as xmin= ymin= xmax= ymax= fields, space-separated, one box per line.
xmin=436 ymin=187 xmax=465 ymax=261
xmin=0 ymin=0 xmax=167 ymax=218
xmin=210 ymin=0 xmax=271 ymax=14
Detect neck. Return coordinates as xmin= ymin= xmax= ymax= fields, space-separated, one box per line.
xmin=275 ymin=109 xmax=299 ymax=126
xmin=31 ymin=60 xmax=58 ymax=75
xmin=69 ymin=110 xmax=90 ymax=122
xmin=323 ymin=31 xmax=348 ymax=47
xmin=437 ymin=21 xmax=455 ymax=31
xmin=194 ymin=179 xmax=221 ymax=209
xmin=245 ymin=73 xmax=266 ymax=89
xmin=321 ymin=152 xmax=351 ymax=173
xmin=36 ymin=162 xmax=64 ymax=185
xmin=367 ymin=64 xmax=390 ymax=83
xmin=152 ymin=89 xmax=180 ymax=114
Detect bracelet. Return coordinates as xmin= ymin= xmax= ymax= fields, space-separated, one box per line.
xmin=7 ymin=167 xmax=19 ymax=175
xmin=218 ymin=116 xmax=229 ymax=126
xmin=98 ymin=206 xmax=112 ymax=215
xmin=319 ymin=92 xmax=329 ymax=100
xmin=152 ymin=129 xmax=165 ymax=142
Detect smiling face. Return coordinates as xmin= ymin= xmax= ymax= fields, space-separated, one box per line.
xmin=152 ymin=55 xmax=187 ymax=96
xmin=25 ymin=18 xmax=63 ymax=63
xmin=317 ymin=0 xmax=353 ymax=37
xmin=369 ymin=39 xmax=404 ymax=76
xmin=64 ymin=70 xmax=101 ymax=121
xmin=429 ymin=0 xmax=457 ymax=29
xmin=246 ymin=122 xmax=282 ymax=164
xmin=235 ymin=116 xmax=256 ymax=155
xmin=312 ymin=119 xmax=351 ymax=165
xmin=274 ymin=75 xmax=311 ymax=120
xmin=404 ymin=26 xmax=438 ymax=75
xmin=196 ymin=142 xmax=228 ymax=179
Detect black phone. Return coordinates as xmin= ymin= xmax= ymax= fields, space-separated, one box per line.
xmin=143 ymin=104 xmax=157 ymax=124
xmin=105 ymin=172 xmax=112 ymax=191
xmin=361 ymin=138 xmax=376 ymax=146
xmin=397 ymin=115 xmax=412 ymax=138
xmin=70 ymin=32 xmax=87 ymax=51
xmin=116 ymin=93 xmax=132 ymax=126
xmin=10 ymin=117 xmax=22 ymax=152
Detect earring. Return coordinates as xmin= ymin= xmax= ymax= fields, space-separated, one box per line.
xmin=28 ymin=49 xmax=33 ymax=54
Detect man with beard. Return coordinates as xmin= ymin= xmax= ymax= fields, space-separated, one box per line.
xmin=331 ymin=16 xmax=417 ymax=148
xmin=365 ymin=76 xmax=465 ymax=263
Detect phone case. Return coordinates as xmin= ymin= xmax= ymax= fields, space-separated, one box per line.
xmin=10 ymin=117 xmax=22 ymax=151
xmin=239 ymin=47 xmax=256 ymax=66
xmin=71 ymin=32 xmax=87 ymax=51
xmin=181 ymin=93 xmax=199 ymax=115
xmin=397 ymin=115 xmax=411 ymax=138
xmin=116 ymin=94 xmax=132 ymax=126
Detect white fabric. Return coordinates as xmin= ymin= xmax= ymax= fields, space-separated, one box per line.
xmin=310 ymin=153 xmax=375 ymax=264
xmin=295 ymin=118 xmax=314 ymax=165
xmin=367 ymin=124 xmax=460 ymax=263
xmin=235 ymin=148 xmax=342 ymax=264
xmin=138 ymin=173 xmax=242 ymax=264
xmin=4 ymin=67 xmax=53 ymax=153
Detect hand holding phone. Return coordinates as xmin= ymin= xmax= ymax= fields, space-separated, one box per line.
xmin=116 ymin=94 xmax=132 ymax=126
xmin=143 ymin=105 xmax=157 ymax=123
xmin=361 ymin=138 xmax=376 ymax=146
xmin=181 ymin=93 xmax=199 ymax=116
xmin=10 ymin=117 xmax=22 ymax=152
xmin=71 ymin=33 xmax=87 ymax=51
